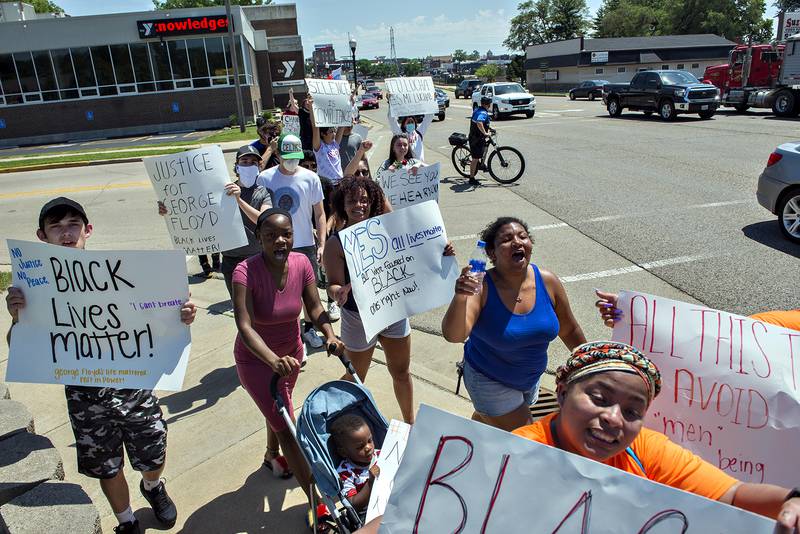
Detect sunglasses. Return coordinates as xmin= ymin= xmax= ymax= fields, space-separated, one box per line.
xmin=354 ymin=169 xmax=369 ymax=177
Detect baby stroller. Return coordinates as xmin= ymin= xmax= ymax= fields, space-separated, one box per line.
xmin=270 ymin=351 xmax=389 ymax=533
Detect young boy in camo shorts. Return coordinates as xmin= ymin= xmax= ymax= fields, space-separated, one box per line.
xmin=4 ymin=197 xmax=197 ymax=534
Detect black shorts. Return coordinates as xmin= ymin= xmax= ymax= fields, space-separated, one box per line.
xmin=468 ymin=137 xmax=487 ymax=159
xmin=65 ymin=386 xmax=167 ymax=479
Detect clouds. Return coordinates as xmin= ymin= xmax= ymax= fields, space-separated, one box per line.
xmin=301 ymin=10 xmax=512 ymax=60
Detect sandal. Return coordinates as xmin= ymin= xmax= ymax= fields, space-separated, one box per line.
xmin=263 ymin=453 xmax=293 ymax=479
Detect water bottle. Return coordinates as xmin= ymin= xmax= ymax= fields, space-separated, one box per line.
xmin=467 ymin=240 xmax=488 ymax=294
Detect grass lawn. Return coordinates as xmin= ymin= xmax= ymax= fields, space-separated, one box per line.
xmin=201 ymin=125 xmax=259 ymax=143
xmin=0 ymin=272 xmax=11 ymax=292
xmin=0 ymin=147 xmax=190 ymax=171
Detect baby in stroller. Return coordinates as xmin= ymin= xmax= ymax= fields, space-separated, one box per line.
xmin=330 ymin=414 xmax=381 ymax=515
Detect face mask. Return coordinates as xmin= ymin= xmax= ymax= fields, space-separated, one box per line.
xmin=282 ymin=159 xmax=300 ymax=172
xmin=237 ymin=165 xmax=259 ymax=187
xmin=404 ymin=122 xmax=416 ymax=134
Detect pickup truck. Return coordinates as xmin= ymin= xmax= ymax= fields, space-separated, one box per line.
xmin=602 ymin=70 xmax=720 ymax=120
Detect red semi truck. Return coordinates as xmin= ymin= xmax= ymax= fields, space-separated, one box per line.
xmin=702 ymin=37 xmax=800 ymax=116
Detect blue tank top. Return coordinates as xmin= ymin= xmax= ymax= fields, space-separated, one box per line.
xmin=464 ymin=264 xmax=560 ymax=391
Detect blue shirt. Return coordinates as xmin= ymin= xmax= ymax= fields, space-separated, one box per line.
xmin=470 ymin=107 xmax=490 ymax=139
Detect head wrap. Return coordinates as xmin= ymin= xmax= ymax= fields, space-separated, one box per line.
xmin=255 ymin=207 xmax=292 ymax=233
xmin=556 ymin=341 xmax=662 ymax=402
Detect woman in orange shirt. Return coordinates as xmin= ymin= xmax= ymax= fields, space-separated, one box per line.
xmin=512 ymin=341 xmax=800 ymax=532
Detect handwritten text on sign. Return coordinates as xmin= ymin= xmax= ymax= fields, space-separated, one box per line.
xmin=380 ymin=405 xmax=771 ymax=533
xmin=6 ymin=240 xmax=191 ymax=391
xmin=612 ymin=290 xmax=800 ymax=487
xmin=144 ymin=146 xmax=247 ymax=255
xmin=366 ymin=419 xmax=411 ymax=523
xmin=376 ymin=163 xmax=440 ymax=210
xmin=306 ymin=78 xmax=353 ymax=127
xmin=339 ymin=201 xmax=458 ymax=339
xmin=386 ymin=76 xmax=439 ymax=118
xmin=282 ymin=114 xmax=300 ymax=136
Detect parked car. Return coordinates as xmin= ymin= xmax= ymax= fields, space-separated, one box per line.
xmin=357 ymin=93 xmax=379 ymax=110
xmin=455 ymin=79 xmax=482 ymax=99
xmin=471 ymin=82 xmax=535 ymax=119
xmin=603 ymin=70 xmax=720 ymax=120
xmin=365 ymin=85 xmax=383 ymax=99
xmin=757 ymin=143 xmax=800 ymax=244
xmin=434 ymin=89 xmax=448 ymax=121
xmin=360 ymin=78 xmax=374 ymax=89
xmin=435 ymin=88 xmax=450 ymax=107
xmin=568 ymin=80 xmax=609 ymax=101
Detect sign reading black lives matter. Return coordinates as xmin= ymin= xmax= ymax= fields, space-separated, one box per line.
xmin=306 ymin=78 xmax=353 ymax=127
xmin=6 ymin=240 xmax=192 ymax=391
xmin=144 ymin=146 xmax=247 ymax=255
xmin=386 ymin=76 xmax=439 ymax=118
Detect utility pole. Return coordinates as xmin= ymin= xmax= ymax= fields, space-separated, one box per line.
xmin=225 ymin=0 xmax=246 ymax=133
xmin=390 ymin=27 xmax=400 ymax=76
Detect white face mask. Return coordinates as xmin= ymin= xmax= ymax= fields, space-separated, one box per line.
xmin=282 ymin=159 xmax=300 ymax=173
xmin=237 ymin=165 xmax=259 ymax=187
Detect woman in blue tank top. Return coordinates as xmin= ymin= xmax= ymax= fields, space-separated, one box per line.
xmin=442 ymin=217 xmax=587 ymax=431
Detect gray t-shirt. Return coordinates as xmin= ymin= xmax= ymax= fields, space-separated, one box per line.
xmin=223 ymin=184 xmax=272 ymax=259
xmin=339 ymin=133 xmax=363 ymax=173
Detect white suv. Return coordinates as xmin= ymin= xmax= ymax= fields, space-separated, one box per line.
xmin=472 ymin=82 xmax=535 ymax=120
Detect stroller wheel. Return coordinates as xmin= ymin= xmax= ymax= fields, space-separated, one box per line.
xmin=307 ymin=504 xmax=335 ymax=533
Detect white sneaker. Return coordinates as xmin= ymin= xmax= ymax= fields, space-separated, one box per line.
xmin=302 ymin=328 xmax=324 ymax=349
xmin=328 ymin=301 xmax=341 ymax=322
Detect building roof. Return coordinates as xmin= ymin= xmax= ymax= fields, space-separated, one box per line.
xmin=585 ymin=34 xmax=736 ymax=51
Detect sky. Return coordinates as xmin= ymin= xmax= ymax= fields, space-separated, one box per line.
xmin=53 ymin=0 xmax=781 ymax=59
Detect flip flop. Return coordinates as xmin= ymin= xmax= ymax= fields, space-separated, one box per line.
xmin=263 ymin=455 xmax=293 ymax=479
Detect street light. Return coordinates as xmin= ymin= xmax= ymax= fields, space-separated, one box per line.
xmin=349 ymin=36 xmax=357 ymax=92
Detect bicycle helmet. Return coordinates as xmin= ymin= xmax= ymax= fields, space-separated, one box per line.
xmin=480 ymin=96 xmax=492 ymax=105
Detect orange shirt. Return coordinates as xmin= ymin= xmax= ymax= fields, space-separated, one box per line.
xmin=749 ymin=310 xmax=800 ymax=332
xmin=512 ymin=412 xmax=738 ymax=501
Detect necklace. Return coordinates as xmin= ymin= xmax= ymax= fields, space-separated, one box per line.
xmin=515 ymin=296 xmax=522 ymax=303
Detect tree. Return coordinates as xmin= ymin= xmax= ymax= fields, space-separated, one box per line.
xmin=403 ymin=59 xmax=423 ymax=76
xmin=506 ymin=54 xmax=526 ymax=82
xmin=453 ymin=49 xmax=468 ymax=62
xmin=356 ymin=59 xmax=374 ymax=78
xmin=469 ymin=50 xmax=481 ymax=59
xmin=27 ymin=0 xmax=64 ymax=13
xmin=475 ymin=63 xmax=502 ymax=81
xmin=504 ymin=0 xmax=590 ymax=51
xmin=487 ymin=49 xmax=495 ymax=58
xmin=153 ymin=0 xmax=270 ymax=8
xmin=775 ymin=0 xmax=800 ymax=9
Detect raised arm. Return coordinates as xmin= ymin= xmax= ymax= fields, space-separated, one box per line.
xmin=418 ymin=113 xmax=434 ymax=135
xmin=441 ymin=267 xmax=486 ymax=343
xmin=309 ymin=96 xmax=322 ymax=151
xmin=386 ymin=95 xmax=401 ymax=135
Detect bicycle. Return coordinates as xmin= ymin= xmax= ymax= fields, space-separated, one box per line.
xmin=449 ymin=130 xmax=525 ymax=184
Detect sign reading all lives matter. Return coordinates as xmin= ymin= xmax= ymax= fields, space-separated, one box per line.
xmin=386 ymin=76 xmax=438 ymax=118
xmin=612 ymin=290 xmax=800 ymax=487
xmin=339 ymin=201 xmax=458 ymax=340
xmin=143 ymin=146 xmax=247 ymax=255
xmin=380 ymin=405 xmax=771 ymax=533
xmin=376 ymin=163 xmax=440 ymax=210
xmin=6 ymin=240 xmax=192 ymax=391
xmin=306 ymin=78 xmax=353 ymax=127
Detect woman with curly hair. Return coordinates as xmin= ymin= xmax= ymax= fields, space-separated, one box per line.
xmin=323 ymin=175 xmax=454 ymax=423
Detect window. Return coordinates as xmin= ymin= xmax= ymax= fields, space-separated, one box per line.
xmin=691 ymin=63 xmax=699 ymax=69
xmin=148 ymin=42 xmax=173 ymax=91
xmin=661 ymin=64 xmax=669 ymax=70
xmin=110 ymin=44 xmax=134 ymax=84
xmin=168 ymin=40 xmax=191 ymax=88
xmin=204 ymin=37 xmax=228 ymax=84
xmin=186 ymin=38 xmax=210 ymax=87
xmin=32 ymin=51 xmax=58 ymax=101
xmin=595 ymin=67 xmax=604 ymax=74
xmin=617 ymin=66 xmax=626 ymax=73
xmin=638 ymin=67 xmax=647 ymax=72
xmin=70 ymin=48 xmax=96 ymax=91
xmin=50 ymin=48 xmax=78 ymax=99
xmin=0 ymin=54 xmax=23 ymax=104
xmin=129 ymin=43 xmax=155 ymax=92
xmin=90 ymin=46 xmax=117 ymax=96
xmin=677 ymin=63 xmax=685 ymax=70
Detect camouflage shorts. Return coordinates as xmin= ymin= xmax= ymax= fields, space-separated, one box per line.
xmin=65 ymin=386 xmax=167 ymax=479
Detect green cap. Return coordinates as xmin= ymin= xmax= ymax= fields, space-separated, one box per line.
xmin=278 ymin=133 xmax=304 ymax=160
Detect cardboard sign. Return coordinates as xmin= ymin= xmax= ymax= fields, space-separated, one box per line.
xmin=376 ymin=163 xmax=440 ymax=210
xmin=338 ymin=201 xmax=458 ymax=339
xmin=612 ymin=291 xmax=800 ymax=487
xmin=281 ymin=114 xmax=301 ymax=136
xmin=366 ymin=419 xmax=411 ymax=523
xmin=306 ymin=78 xmax=353 ymax=127
xmin=380 ymin=405 xmax=772 ymax=533
xmin=352 ymin=123 xmax=369 ymax=141
xmin=386 ymin=76 xmax=438 ymax=118
xmin=144 ymin=146 xmax=247 ymax=255
xmin=6 ymin=240 xmax=191 ymax=391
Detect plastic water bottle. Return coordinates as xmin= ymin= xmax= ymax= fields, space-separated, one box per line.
xmin=467 ymin=240 xmax=488 ymax=294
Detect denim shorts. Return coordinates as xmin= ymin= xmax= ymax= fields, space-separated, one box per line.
xmin=340 ymin=307 xmax=410 ymax=352
xmin=462 ymin=360 xmax=540 ymax=417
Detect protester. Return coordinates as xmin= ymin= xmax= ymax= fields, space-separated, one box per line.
xmin=286 ymin=92 xmax=314 ymax=151
xmin=198 ymin=252 xmax=220 ymax=277
xmin=5 ymin=197 xmax=197 ymax=534
xmin=250 ymin=116 xmax=281 ymax=170
xmin=330 ymin=413 xmax=380 ymax=515
xmin=376 ymin=133 xmax=422 ymax=175
xmin=323 ymin=175 xmax=454 ymax=423
xmin=339 ymin=119 xmax=364 ymax=172
xmin=441 ymin=216 xmax=587 ymax=431
xmin=311 ymin=106 xmax=345 ymax=187
xmin=257 ymin=134 xmax=329 ymax=348
xmin=231 ymin=208 xmax=343 ymax=526
xmin=386 ymin=92 xmax=433 ymax=162
xmin=513 ymin=341 xmax=800 ymax=532
xmin=468 ymin=96 xmax=493 ymax=186
xmin=343 ymin=139 xmax=372 ymax=178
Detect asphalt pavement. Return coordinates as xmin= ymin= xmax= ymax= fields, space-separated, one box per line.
xmin=0 ymin=130 xmax=213 ymax=157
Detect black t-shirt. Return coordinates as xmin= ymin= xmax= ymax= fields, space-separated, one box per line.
xmin=223 ymin=184 xmax=273 ymax=259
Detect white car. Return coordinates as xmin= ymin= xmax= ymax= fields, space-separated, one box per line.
xmin=472 ymin=82 xmax=535 ymax=120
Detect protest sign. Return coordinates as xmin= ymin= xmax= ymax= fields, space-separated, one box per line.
xmin=306 ymin=78 xmax=353 ymax=127
xmin=386 ymin=76 xmax=438 ymax=118
xmin=380 ymin=405 xmax=772 ymax=533
xmin=339 ymin=201 xmax=458 ymax=339
xmin=612 ymin=291 xmax=800 ymax=487
xmin=376 ymin=163 xmax=440 ymax=210
xmin=143 ymin=146 xmax=247 ymax=255
xmin=352 ymin=123 xmax=369 ymax=141
xmin=6 ymin=240 xmax=191 ymax=391
xmin=281 ymin=114 xmax=300 ymax=136
xmin=366 ymin=419 xmax=411 ymax=523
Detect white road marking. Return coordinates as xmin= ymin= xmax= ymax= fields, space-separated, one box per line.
xmin=560 ymin=253 xmax=721 ymax=283
xmin=148 ymin=135 xmax=176 ymax=140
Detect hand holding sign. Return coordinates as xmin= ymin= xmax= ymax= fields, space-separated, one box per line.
xmin=306 ymin=78 xmax=353 ymax=127
xmin=376 ymin=163 xmax=440 ymax=210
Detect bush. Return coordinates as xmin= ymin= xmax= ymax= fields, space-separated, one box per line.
xmin=260 ymin=110 xmax=274 ymax=122
xmin=228 ymin=114 xmax=238 ymax=127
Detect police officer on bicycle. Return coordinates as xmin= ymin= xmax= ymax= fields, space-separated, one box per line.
xmin=468 ymin=96 xmax=494 ymax=186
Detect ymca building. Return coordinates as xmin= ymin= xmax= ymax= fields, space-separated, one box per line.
xmin=0 ymin=2 xmax=306 ymax=147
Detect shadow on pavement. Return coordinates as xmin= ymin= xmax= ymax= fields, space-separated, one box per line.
xmin=741 ymin=221 xmax=800 ymax=259
xmin=177 ymin=468 xmax=306 ymax=534
xmin=441 ymin=175 xmax=519 ymax=192
xmin=160 ymin=366 xmax=240 ymax=425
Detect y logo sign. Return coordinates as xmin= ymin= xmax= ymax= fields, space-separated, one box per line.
xmin=282 ymin=61 xmax=296 ymax=78
xmin=142 ymin=22 xmax=154 ymax=36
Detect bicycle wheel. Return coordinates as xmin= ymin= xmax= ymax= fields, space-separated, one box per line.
xmin=487 ymin=146 xmax=525 ymax=184
xmin=451 ymin=146 xmax=472 ymax=178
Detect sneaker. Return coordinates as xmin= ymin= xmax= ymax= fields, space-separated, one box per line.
xmin=139 ymin=479 xmax=177 ymax=528
xmin=327 ymin=301 xmax=341 ymax=322
xmin=212 ymin=257 xmax=221 ymax=271
xmin=199 ymin=262 xmax=213 ymax=277
xmin=302 ymin=328 xmax=324 ymax=349
xmin=113 ymin=520 xmax=140 ymax=534
xmin=468 ymin=178 xmax=480 ymax=186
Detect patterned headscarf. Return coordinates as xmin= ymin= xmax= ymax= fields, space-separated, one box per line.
xmin=556 ymin=341 xmax=662 ymax=402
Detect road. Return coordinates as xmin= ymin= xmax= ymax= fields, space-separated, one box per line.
xmin=0 ymin=130 xmax=212 ymax=157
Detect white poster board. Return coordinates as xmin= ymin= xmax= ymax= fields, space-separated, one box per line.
xmin=366 ymin=419 xmax=411 ymax=523
xmin=143 ymin=146 xmax=247 ymax=255
xmin=6 ymin=240 xmax=191 ymax=391
xmin=281 ymin=114 xmax=301 ymax=136
xmin=376 ymin=163 xmax=440 ymax=210
xmin=352 ymin=123 xmax=369 ymax=141
xmin=783 ymin=11 xmax=800 ymax=40
xmin=339 ymin=201 xmax=458 ymax=339
xmin=386 ymin=76 xmax=438 ymax=118
xmin=306 ymin=78 xmax=353 ymax=127
xmin=380 ymin=405 xmax=772 ymax=533
xmin=611 ymin=291 xmax=800 ymax=487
